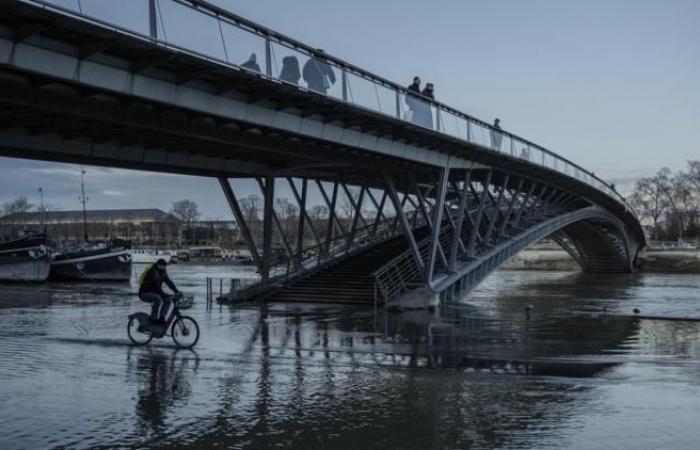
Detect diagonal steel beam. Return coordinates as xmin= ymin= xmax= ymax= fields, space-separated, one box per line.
xmin=261 ymin=176 xmax=275 ymax=282
xmin=427 ymin=166 xmax=449 ymax=282
xmin=467 ymin=170 xmax=492 ymax=257
xmin=340 ymin=183 xmax=370 ymax=230
xmin=384 ymin=171 xmax=425 ymax=275
xmin=482 ymin=174 xmax=511 ymax=246
xmin=347 ymin=185 xmax=366 ymax=248
xmin=510 ymin=182 xmax=538 ymax=231
xmin=316 ymin=180 xmax=347 ymax=238
xmin=409 ymin=173 xmax=433 ymax=228
xmin=498 ymin=177 xmax=524 ymax=238
xmin=518 ymin=184 xmax=549 ymax=228
xmin=449 ymin=169 xmax=472 ymax=271
xmin=218 ymin=177 xmax=262 ymax=273
xmin=288 ymin=177 xmax=322 ymax=247
xmin=254 ymin=178 xmax=298 ymax=267
xmin=296 ymin=178 xmax=308 ymax=258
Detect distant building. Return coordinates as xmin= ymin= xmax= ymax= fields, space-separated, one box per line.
xmin=0 ymin=209 xmax=180 ymax=245
xmin=0 ymin=208 xmax=242 ymax=248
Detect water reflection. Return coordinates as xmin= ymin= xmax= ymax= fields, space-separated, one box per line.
xmin=126 ymin=348 xmax=200 ymax=437
xmin=3 ymin=270 xmax=700 ymax=449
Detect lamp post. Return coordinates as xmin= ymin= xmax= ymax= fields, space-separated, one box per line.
xmin=38 ymin=187 xmax=46 ymax=233
xmin=79 ymin=169 xmax=89 ymax=242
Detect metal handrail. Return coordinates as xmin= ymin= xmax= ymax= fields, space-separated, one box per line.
xmin=234 ymin=209 xmax=423 ymax=299
xmin=21 ymin=0 xmax=636 ymax=219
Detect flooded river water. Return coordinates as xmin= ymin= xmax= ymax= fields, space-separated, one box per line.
xmin=1 ymin=265 xmax=699 ymax=449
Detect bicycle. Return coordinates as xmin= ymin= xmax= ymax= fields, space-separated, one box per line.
xmin=127 ymin=292 xmax=200 ymax=349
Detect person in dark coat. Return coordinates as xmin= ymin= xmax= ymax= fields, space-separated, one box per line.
xmin=419 ymin=82 xmax=435 ymax=128
xmin=241 ymin=53 xmax=261 ymax=73
xmin=302 ymin=50 xmax=336 ymax=94
xmin=405 ymin=76 xmax=421 ymax=124
xmin=490 ymin=117 xmax=503 ymax=150
xmin=139 ymin=259 xmax=179 ymax=323
xmin=279 ymin=55 xmax=301 ymax=85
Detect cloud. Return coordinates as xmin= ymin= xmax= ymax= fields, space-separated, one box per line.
xmin=102 ymin=190 xmax=124 ymax=196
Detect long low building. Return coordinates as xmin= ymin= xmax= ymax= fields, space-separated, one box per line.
xmin=0 ymin=209 xmax=181 ymax=245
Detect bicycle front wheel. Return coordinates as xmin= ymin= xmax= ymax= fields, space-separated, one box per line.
xmin=127 ymin=317 xmax=153 ymax=346
xmin=171 ymin=316 xmax=200 ymax=349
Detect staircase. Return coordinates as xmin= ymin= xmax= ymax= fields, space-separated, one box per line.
xmin=266 ymin=231 xmax=428 ymax=304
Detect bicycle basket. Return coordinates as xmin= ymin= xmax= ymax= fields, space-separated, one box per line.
xmin=175 ymin=293 xmax=194 ymax=310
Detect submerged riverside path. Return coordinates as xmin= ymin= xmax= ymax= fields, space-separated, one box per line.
xmin=2 ymin=266 xmax=700 ymax=449
xmin=0 ymin=0 xmax=644 ymax=306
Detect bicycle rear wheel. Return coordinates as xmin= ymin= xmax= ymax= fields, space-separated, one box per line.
xmin=127 ymin=317 xmax=153 ymax=346
xmin=171 ymin=316 xmax=200 ymax=349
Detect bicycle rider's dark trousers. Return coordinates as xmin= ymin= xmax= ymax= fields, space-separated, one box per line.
xmin=139 ymin=292 xmax=171 ymax=321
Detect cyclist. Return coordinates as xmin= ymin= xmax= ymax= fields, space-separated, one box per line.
xmin=139 ymin=258 xmax=179 ymax=324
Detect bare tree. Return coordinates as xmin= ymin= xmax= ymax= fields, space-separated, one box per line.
xmin=274 ymin=197 xmax=298 ymax=239
xmin=170 ymin=199 xmax=200 ymax=247
xmin=309 ymin=205 xmax=328 ymax=221
xmin=2 ymin=196 xmax=34 ymax=216
xmin=170 ymin=199 xmax=200 ymax=224
xmin=629 ymin=168 xmax=672 ymax=240
xmin=240 ymin=194 xmax=262 ymax=222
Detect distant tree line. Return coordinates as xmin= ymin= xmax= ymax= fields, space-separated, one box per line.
xmin=629 ymin=160 xmax=700 ymax=241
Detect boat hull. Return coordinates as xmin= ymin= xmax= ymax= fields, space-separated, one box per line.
xmin=50 ymin=250 xmax=131 ymax=281
xmin=50 ymin=250 xmax=132 ymax=281
xmin=0 ymin=255 xmax=52 ymax=281
xmin=0 ymin=234 xmax=53 ymax=282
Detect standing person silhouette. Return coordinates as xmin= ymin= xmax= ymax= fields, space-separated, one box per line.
xmin=302 ymin=50 xmax=336 ymax=94
xmin=279 ymin=56 xmax=301 ymax=84
xmin=491 ymin=118 xmax=503 ymax=150
xmin=405 ymin=76 xmax=422 ymax=124
xmin=420 ymin=82 xmax=435 ymax=129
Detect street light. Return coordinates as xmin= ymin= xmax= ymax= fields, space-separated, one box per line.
xmin=38 ymin=187 xmax=46 ymax=233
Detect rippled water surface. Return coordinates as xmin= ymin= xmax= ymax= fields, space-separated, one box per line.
xmin=1 ymin=266 xmax=699 ymax=449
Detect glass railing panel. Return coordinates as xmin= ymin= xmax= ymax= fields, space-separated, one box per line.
xmin=440 ymin=110 xmax=465 ymax=140
xmin=79 ymin=0 xmax=150 ymax=35
xmin=156 ymin=0 xmax=226 ymax=60
xmin=346 ymin=71 xmax=386 ymax=114
xmin=219 ymin=20 xmax=266 ymax=74
xmin=41 ymin=0 xmax=80 ymax=12
xmin=396 ymin=92 xmax=412 ymax=123
xmin=469 ymin=121 xmax=490 ymax=148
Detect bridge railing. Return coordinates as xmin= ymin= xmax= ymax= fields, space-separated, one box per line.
xmin=27 ymin=0 xmax=634 ymax=217
xmin=233 ymin=208 xmax=424 ymax=300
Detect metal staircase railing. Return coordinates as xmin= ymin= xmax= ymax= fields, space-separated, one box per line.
xmin=234 ymin=209 xmax=424 ymax=301
xmin=373 ymin=201 xmax=480 ymax=307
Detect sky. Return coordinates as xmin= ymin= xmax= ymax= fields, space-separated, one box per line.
xmin=1 ymin=0 xmax=698 ymax=218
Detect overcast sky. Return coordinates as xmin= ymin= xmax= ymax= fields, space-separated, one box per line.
xmin=1 ymin=0 xmax=698 ymax=218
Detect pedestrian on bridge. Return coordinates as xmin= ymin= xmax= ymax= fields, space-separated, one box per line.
xmin=420 ymin=83 xmax=435 ymax=129
xmin=279 ymin=56 xmax=301 ymax=85
xmin=405 ymin=76 xmax=422 ymax=123
xmin=491 ymin=117 xmax=503 ymax=150
xmin=303 ymin=50 xmax=336 ymax=94
xmin=241 ymin=53 xmax=261 ymax=73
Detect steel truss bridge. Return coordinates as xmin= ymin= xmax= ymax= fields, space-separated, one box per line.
xmin=0 ymin=0 xmax=645 ymax=306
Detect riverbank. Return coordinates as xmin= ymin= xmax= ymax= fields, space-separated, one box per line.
xmin=503 ymin=249 xmax=700 ymax=273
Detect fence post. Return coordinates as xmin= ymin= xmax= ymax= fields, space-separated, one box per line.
xmin=148 ymin=0 xmax=158 ymax=40
xmin=265 ymin=37 xmax=272 ymax=78
xmin=342 ymin=69 xmax=348 ymax=101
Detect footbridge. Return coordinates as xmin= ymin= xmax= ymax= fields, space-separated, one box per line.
xmin=0 ymin=0 xmax=645 ymax=305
